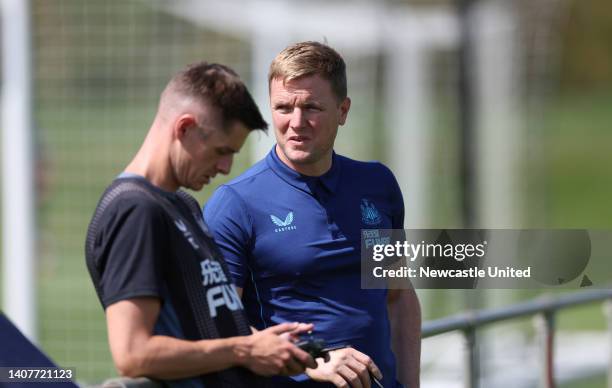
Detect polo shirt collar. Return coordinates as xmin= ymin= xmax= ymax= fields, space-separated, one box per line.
xmin=266 ymin=145 xmax=341 ymax=195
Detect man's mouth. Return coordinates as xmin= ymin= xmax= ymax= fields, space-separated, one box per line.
xmin=288 ymin=135 xmax=310 ymax=143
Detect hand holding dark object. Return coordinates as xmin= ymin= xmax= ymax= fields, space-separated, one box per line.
xmin=239 ymin=323 xmax=317 ymax=376
xmin=297 ymin=334 xmax=384 ymax=388
xmin=295 ymin=336 xmax=328 ymax=360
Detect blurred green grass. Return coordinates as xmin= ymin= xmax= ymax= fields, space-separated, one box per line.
xmin=535 ymin=92 xmax=612 ymax=227
xmin=560 ymin=374 xmax=606 ymax=388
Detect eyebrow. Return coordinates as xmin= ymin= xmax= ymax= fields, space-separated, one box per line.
xmin=302 ymin=101 xmax=322 ymax=107
xmin=273 ymin=99 xmax=322 ymax=108
xmin=272 ymin=101 xmax=291 ymax=108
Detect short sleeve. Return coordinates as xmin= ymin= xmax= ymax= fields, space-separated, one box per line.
xmin=203 ymin=185 xmax=253 ymax=287
xmin=377 ymin=162 xmax=405 ymax=229
xmin=376 ymin=163 xmax=407 ymax=269
xmin=95 ymin=198 xmax=167 ymax=308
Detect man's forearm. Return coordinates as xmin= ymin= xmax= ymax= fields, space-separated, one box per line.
xmin=107 ymin=299 xmax=315 ymax=381
xmin=388 ymin=288 xmax=421 ymax=388
xmin=116 ymin=335 xmax=243 ymax=379
xmin=106 ymin=299 xmax=245 ymax=379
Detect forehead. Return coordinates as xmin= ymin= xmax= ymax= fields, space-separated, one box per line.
xmin=270 ymin=75 xmax=335 ymax=101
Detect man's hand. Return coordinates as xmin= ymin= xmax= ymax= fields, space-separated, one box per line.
xmin=305 ymin=347 xmax=382 ymax=388
xmin=238 ymin=323 xmax=317 ymax=376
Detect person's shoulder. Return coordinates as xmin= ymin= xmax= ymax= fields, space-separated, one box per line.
xmin=205 ymin=180 xmax=252 ymax=220
xmin=209 ymin=157 xmax=274 ymax=204
xmin=224 ymin=157 xmax=272 ymax=189
xmin=205 ymin=159 xmax=274 ymax=224
xmin=86 ymin=179 xmax=170 ymax=261
xmin=97 ymin=178 xmax=168 ymax=219
xmin=337 ymin=154 xmax=396 ymax=181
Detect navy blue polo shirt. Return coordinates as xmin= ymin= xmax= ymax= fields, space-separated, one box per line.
xmin=204 ymin=148 xmax=405 ymax=387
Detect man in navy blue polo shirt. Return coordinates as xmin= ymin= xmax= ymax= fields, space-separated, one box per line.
xmin=205 ymin=42 xmax=421 ymax=387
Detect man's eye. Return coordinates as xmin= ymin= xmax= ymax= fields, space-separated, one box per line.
xmin=275 ymin=106 xmax=292 ymax=113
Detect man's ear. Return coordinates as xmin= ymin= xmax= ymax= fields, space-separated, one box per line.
xmin=173 ymin=114 xmax=198 ymax=141
xmin=338 ymin=97 xmax=351 ymax=126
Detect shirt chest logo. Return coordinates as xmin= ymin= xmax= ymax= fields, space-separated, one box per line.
xmin=361 ymin=199 xmax=382 ymax=226
xmin=270 ymin=211 xmax=297 ymax=233
xmin=174 ymin=219 xmax=199 ymax=249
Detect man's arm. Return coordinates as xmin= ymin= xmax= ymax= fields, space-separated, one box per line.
xmin=387 ymin=288 xmax=421 ymax=388
xmin=235 ymin=287 xmax=383 ymax=388
xmin=106 ymin=297 xmax=316 ymax=379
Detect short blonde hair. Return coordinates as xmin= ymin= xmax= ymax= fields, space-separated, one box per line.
xmin=268 ymin=41 xmax=347 ymax=101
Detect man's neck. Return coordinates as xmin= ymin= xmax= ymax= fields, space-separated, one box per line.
xmin=275 ymin=145 xmax=332 ymax=177
xmin=125 ymin=134 xmax=179 ymax=192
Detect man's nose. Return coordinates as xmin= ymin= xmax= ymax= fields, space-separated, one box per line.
xmin=289 ymin=108 xmax=306 ymax=129
xmin=216 ymin=154 xmax=233 ymax=175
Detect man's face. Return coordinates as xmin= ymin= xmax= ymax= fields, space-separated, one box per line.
xmin=270 ymin=75 xmax=350 ymax=175
xmin=175 ymin=118 xmax=249 ymax=191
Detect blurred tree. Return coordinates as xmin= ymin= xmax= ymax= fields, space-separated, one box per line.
xmin=559 ymin=0 xmax=612 ymax=91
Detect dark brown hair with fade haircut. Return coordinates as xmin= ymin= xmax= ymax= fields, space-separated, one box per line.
xmin=268 ymin=41 xmax=347 ymax=102
xmin=168 ymin=61 xmax=267 ymax=131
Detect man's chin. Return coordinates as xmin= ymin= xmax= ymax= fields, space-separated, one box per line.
xmin=277 ymin=146 xmax=323 ymax=170
xmin=189 ymin=181 xmax=206 ymax=191
xmin=285 ymin=149 xmax=314 ymax=164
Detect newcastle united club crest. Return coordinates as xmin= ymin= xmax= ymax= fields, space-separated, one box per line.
xmin=361 ymin=198 xmax=382 ymax=225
